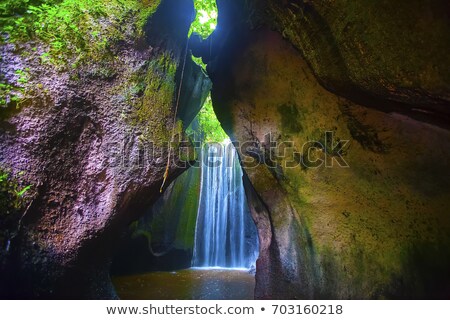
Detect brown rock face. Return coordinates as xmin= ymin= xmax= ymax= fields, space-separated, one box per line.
xmin=210 ymin=24 xmax=450 ymax=298
xmin=265 ymin=0 xmax=450 ymax=120
xmin=111 ymin=166 xmax=202 ymax=275
xmin=209 ymin=0 xmax=450 ymax=124
xmin=0 ymin=0 xmax=209 ymax=298
xmin=276 ymin=2 xmax=448 ymax=94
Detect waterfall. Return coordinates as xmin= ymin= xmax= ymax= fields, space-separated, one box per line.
xmin=192 ymin=141 xmax=259 ymax=269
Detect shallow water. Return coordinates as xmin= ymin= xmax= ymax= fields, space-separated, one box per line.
xmin=113 ymin=268 xmax=255 ymax=300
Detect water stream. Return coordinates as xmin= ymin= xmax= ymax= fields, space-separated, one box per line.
xmin=112 ymin=141 xmax=259 ymax=299
xmin=192 ymin=141 xmax=259 ymax=269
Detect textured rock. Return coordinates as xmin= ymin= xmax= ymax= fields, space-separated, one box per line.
xmin=0 ymin=0 xmax=209 ymax=298
xmin=267 ymin=0 xmax=450 ymax=108
xmin=111 ymin=166 xmax=201 ymax=275
xmin=209 ymin=0 xmax=450 ymax=125
xmin=209 ymin=16 xmax=450 ymax=298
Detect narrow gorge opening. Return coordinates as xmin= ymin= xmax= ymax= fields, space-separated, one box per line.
xmin=110 ymin=0 xmax=259 ymax=299
xmin=111 ymin=101 xmax=260 ymax=299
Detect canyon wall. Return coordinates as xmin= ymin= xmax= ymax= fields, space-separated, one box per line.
xmin=0 ymin=0 xmax=209 ymax=298
xmin=208 ymin=0 xmax=450 ymax=298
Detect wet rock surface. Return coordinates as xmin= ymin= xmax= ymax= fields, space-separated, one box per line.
xmin=111 ymin=167 xmax=201 ymax=275
xmin=0 ymin=0 xmax=209 ymax=298
xmin=207 ymin=1 xmax=450 ymax=298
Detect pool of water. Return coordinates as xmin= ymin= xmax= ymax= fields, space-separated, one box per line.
xmin=113 ymin=268 xmax=255 ymax=300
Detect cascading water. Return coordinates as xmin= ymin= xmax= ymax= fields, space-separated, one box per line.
xmin=192 ymin=141 xmax=259 ymax=269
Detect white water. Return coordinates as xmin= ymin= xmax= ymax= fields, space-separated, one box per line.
xmin=192 ymin=142 xmax=258 ymax=269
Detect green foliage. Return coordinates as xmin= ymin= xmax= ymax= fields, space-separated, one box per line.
xmin=15 ymin=68 xmax=30 ymax=85
xmin=188 ymin=0 xmax=217 ymax=69
xmin=0 ymin=0 xmax=56 ymax=17
xmin=0 ymin=169 xmax=31 ymax=216
xmin=0 ymin=64 xmax=39 ymax=111
xmin=0 ymin=66 xmax=29 ymax=108
xmin=0 ymin=81 xmax=22 ymax=107
xmin=1 ymin=0 xmax=160 ymax=65
xmin=0 ymin=169 xmax=32 ymax=251
xmin=188 ymin=94 xmax=228 ymax=143
xmin=189 ymin=0 xmax=217 ymax=39
xmin=142 ymin=167 xmax=201 ymax=252
xmin=191 ymin=56 xmax=205 ymax=69
xmin=0 ymin=0 xmax=161 ymax=112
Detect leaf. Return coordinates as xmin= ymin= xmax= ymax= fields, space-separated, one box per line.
xmin=0 ymin=173 xmax=7 ymax=182
xmin=17 ymin=185 xmax=32 ymax=197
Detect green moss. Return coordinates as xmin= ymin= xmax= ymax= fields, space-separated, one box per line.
xmin=173 ymin=168 xmax=201 ymax=249
xmin=341 ymin=105 xmax=389 ymax=153
xmin=139 ymin=167 xmax=201 ymax=252
xmin=277 ymin=103 xmax=303 ymax=134
xmin=0 ymin=80 xmax=22 ymax=109
xmin=270 ymin=0 xmax=450 ymax=101
xmin=0 ymin=0 xmax=54 ymax=18
xmin=0 ymin=0 xmax=163 ymax=118
xmin=0 ymin=168 xmax=32 ymax=248
xmin=129 ymin=52 xmax=179 ymax=146
xmin=136 ymin=0 xmax=162 ymax=32
xmin=1 ymin=0 xmax=161 ymax=66
xmin=0 ymin=169 xmax=31 ymax=215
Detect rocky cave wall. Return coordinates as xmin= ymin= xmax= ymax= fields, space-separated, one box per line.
xmin=0 ymin=0 xmax=210 ymax=298
xmin=111 ymin=166 xmax=201 ymax=275
xmin=206 ymin=0 xmax=450 ymax=298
